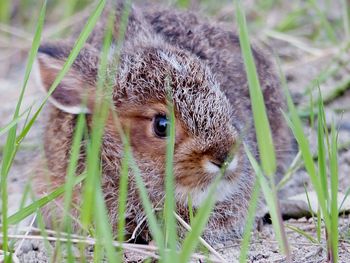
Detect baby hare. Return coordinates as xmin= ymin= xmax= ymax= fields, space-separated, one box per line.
xmin=34 ymin=2 xmax=293 ymax=243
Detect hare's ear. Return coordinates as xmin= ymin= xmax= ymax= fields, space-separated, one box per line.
xmin=35 ymin=42 xmax=99 ymax=114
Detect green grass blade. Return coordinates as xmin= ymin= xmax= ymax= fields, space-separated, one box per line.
xmin=0 ymin=1 xmax=46 ymax=258
xmin=33 ymin=199 xmax=53 ymax=260
xmin=128 ymin=154 xmax=166 ymax=260
xmin=341 ymin=0 xmax=350 ymax=40
xmin=317 ymin=98 xmax=329 ymax=202
xmin=164 ymin=100 xmax=177 ymax=260
xmin=329 ymin=122 xmax=339 ymax=262
xmin=62 ymin=113 xmax=86 ymax=230
xmin=179 ymin=159 xmax=232 ymax=263
xmin=45 ymin=0 xmax=106 ymax=100
xmin=244 ymin=145 xmax=287 ymax=254
xmin=8 ymin=180 xmax=33 ymax=251
xmin=276 ymin=150 xmax=303 ymax=190
xmin=80 ymin=7 xmax=113 ymax=229
xmin=117 ymin=145 xmax=129 ymax=260
xmin=111 ymin=110 xmax=165 ymax=261
xmin=0 ymin=0 xmax=10 ymax=23
xmin=94 ymin=184 xmax=119 ymax=262
xmin=8 ymin=174 xmax=86 ymax=225
xmin=15 ymin=0 xmax=107 ymax=145
xmin=187 ymin=194 xmax=194 ymax=225
xmin=178 ymin=177 xmax=221 ymax=263
xmin=285 ymin=224 xmax=319 ymax=244
xmin=304 ymin=185 xmax=318 ymax=233
xmin=275 ymin=7 xmax=307 ymax=32
xmin=278 ymin=61 xmax=331 ymax=231
xmin=239 ymin=180 xmax=261 ymax=263
xmin=177 ymin=0 xmax=190 ymax=8
xmin=115 ymin=129 xmax=132 ymax=259
xmin=0 ymin=107 xmax=31 ymax=137
xmin=316 ymin=208 xmax=321 ymax=242
xmin=80 ymin=0 xmax=129 ymax=231
xmin=282 ymin=110 xmax=329 ymax=226
xmin=310 ymin=90 xmax=315 ymax=129
xmin=234 ymin=0 xmax=276 ymax=176
xmin=3 ymin=5 xmax=108 ymax=258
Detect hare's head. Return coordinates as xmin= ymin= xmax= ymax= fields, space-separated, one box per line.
xmin=36 ymin=39 xmax=246 ymax=207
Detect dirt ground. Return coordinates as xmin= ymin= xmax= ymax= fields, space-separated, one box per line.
xmin=1 ymin=2 xmax=350 ymax=263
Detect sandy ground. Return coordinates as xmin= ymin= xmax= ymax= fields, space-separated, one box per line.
xmin=1 ymin=4 xmax=350 ymax=263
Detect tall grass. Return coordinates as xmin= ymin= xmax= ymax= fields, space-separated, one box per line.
xmin=235 ymin=1 xmax=343 ymax=262
xmin=234 ymin=0 xmax=290 ymax=261
xmin=280 ymin=67 xmax=340 ymax=262
xmin=1 ymin=0 xmax=107 ymax=261
xmin=163 ymin=96 xmax=177 ymax=261
xmin=0 ymin=2 xmax=46 ymax=261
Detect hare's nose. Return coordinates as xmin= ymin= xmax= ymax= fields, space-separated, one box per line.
xmin=210 ymin=152 xmax=229 ymax=168
xmin=205 ymin=135 xmax=236 ymax=169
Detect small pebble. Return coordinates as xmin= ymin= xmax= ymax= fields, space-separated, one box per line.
xmin=298 ymin=217 xmax=307 ymax=223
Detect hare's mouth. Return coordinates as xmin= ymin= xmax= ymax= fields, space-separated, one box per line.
xmin=175 ymin=178 xmax=240 ymax=207
xmin=173 ymin=156 xmax=240 ymax=207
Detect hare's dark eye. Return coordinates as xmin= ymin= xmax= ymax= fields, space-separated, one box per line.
xmin=153 ymin=114 xmax=168 ymax=138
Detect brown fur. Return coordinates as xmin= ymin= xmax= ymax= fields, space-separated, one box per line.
xmin=34 ymin=2 xmax=294 ymax=244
